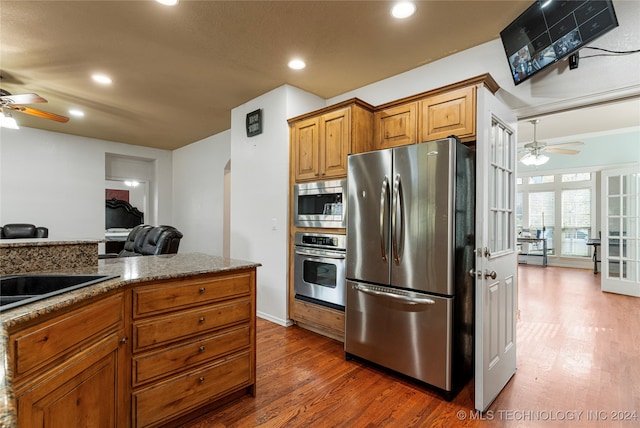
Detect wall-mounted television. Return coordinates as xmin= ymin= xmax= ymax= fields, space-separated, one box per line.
xmin=500 ymin=0 xmax=618 ymax=85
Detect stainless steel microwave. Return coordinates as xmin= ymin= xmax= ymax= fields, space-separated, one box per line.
xmin=293 ymin=179 xmax=346 ymax=228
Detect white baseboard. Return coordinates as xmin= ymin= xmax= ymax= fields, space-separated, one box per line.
xmin=257 ymin=310 xmax=294 ymax=327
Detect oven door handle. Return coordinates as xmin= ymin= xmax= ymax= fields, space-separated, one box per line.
xmin=352 ymin=284 xmax=435 ymax=305
xmin=294 ymin=249 xmax=346 ymax=260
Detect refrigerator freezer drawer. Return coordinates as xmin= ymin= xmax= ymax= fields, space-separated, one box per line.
xmin=345 ymin=280 xmax=452 ymax=391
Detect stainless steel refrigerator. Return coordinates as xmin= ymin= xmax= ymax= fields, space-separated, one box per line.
xmin=345 ymin=137 xmax=474 ymax=398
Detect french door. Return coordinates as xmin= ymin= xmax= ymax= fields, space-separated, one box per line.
xmin=474 ymin=87 xmax=518 ymax=412
xmin=601 ymin=167 xmax=640 ymax=297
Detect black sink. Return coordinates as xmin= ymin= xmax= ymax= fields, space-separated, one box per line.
xmin=0 ymin=274 xmax=119 ymax=311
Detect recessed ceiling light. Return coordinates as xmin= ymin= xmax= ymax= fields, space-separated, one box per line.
xmin=92 ymin=73 xmax=112 ymax=85
xmin=156 ymin=0 xmax=179 ymax=5
xmin=288 ymin=59 xmax=306 ymax=70
xmin=391 ymin=2 xmax=416 ymax=19
xmin=69 ymin=109 xmax=85 ymax=117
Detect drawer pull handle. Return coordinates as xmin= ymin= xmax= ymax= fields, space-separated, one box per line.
xmin=199 ymin=317 xmax=205 ymax=323
xmin=199 ymin=377 xmax=205 ymax=384
xmin=199 ymin=287 xmax=206 ymax=294
xmin=199 ymin=345 xmax=205 ymax=353
xmin=120 ymin=337 xmax=128 ymax=344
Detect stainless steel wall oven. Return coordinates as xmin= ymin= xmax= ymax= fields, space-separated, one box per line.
xmin=293 ymin=232 xmax=346 ymax=310
xmin=293 ymin=179 xmax=346 ymax=228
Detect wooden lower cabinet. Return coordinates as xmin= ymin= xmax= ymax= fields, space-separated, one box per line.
xmin=8 ymin=268 xmax=257 ymax=428
xmin=10 ymin=293 xmax=128 ymax=428
xmin=133 ymin=352 xmax=252 ymax=427
xmin=291 ymin=299 xmax=344 ymax=342
xmin=16 ymin=333 xmax=122 ymax=428
xmin=130 ymin=270 xmax=256 ymax=427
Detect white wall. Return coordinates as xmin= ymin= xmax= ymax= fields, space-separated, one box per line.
xmin=172 ymin=130 xmax=230 ymax=255
xmin=227 ymin=85 xmax=324 ymax=325
xmin=0 ymin=127 xmax=173 ymax=240
xmin=327 ymin=0 xmax=640 ymax=118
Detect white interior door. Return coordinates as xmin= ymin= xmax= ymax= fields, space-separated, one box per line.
xmin=474 ymin=88 xmax=518 ymax=412
xmin=601 ymin=167 xmax=640 ymax=296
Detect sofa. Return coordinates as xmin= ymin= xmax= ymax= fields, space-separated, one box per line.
xmin=0 ymin=223 xmax=49 ymax=239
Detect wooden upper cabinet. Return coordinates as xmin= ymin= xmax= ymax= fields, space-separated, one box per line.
xmin=374 ymin=102 xmax=417 ymax=150
xmin=290 ymin=101 xmax=373 ymax=182
xmin=320 ymin=108 xmax=350 ymax=179
xmin=420 ymin=86 xmax=475 ymax=142
xmin=292 ymin=117 xmax=320 ymax=181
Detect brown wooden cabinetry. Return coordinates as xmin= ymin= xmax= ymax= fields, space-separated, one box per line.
xmin=373 ymin=102 xmax=417 ymax=150
xmin=290 ymin=100 xmax=374 ymax=182
xmin=290 ymin=299 xmax=344 ymax=341
xmin=9 ymin=293 xmax=128 ymax=428
xmin=6 ymin=268 xmax=257 ymax=428
xmin=130 ymin=270 xmax=256 ymax=428
xmin=287 ymin=75 xmax=499 ymax=342
xmin=420 ymin=86 xmax=475 ymax=142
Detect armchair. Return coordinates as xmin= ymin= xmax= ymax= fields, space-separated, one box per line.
xmin=1 ymin=223 xmax=49 ymax=239
xmin=100 ymin=224 xmax=183 ymax=258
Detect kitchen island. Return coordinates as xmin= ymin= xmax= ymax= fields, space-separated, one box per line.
xmin=0 ymin=253 xmax=260 ymax=428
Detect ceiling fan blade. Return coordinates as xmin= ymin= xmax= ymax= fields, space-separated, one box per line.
xmin=9 ymin=105 xmax=69 ymax=123
xmin=549 ymin=141 xmax=584 ymax=147
xmin=545 ymin=148 xmax=580 ymax=155
xmin=0 ymin=93 xmax=47 ymax=104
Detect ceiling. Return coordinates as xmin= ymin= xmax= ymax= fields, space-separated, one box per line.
xmin=1 ymin=0 xmax=535 ymax=150
xmin=2 ymin=1 xmax=638 ymax=152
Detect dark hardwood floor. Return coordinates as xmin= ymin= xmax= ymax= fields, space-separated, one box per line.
xmin=187 ymin=266 xmax=639 ymax=427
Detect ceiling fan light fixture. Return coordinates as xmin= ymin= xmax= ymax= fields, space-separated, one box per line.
xmin=520 ymin=153 xmax=549 ymax=166
xmin=1 ymin=112 xmax=19 ymax=130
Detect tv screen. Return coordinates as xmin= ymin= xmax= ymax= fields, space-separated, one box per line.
xmin=500 ymin=0 xmax=618 ymax=85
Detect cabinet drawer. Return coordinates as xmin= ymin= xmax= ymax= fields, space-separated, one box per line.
xmin=133 ymin=272 xmax=251 ymax=317
xmin=134 ymin=352 xmax=252 ymax=428
xmin=10 ymin=294 xmax=123 ymax=377
xmin=133 ymin=300 xmax=251 ymax=351
xmin=133 ymin=325 xmax=250 ymax=386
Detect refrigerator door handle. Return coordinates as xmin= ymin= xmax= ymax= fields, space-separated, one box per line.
xmin=353 ymin=284 xmax=435 ymax=305
xmin=392 ymin=173 xmax=403 ymax=264
xmin=380 ymin=176 xmax=390 ymax=262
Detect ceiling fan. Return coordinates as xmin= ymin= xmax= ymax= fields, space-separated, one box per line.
xmin=519 ymin=119 xmax=583 ymax=166
xmin=0 ymin=88 xmax=69 ymax=129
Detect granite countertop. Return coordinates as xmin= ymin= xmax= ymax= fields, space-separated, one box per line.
xmin=0 ymin=253 xmax=260 ymax=427
xmin=0 ymin=238 xmax=103 ymax=248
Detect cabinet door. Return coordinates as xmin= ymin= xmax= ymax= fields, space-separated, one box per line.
xmin=374 ymin=102 xmax=417 ymax=149
xmin=16 ymin=333 xmax=123 ymax=428
xmin=293 ymin=117 xmax=320 ymax=181
xmin=320 ymin=108 xmax=351 ymax=179
xmin=420 ymin=86 xmax=475 ymax=141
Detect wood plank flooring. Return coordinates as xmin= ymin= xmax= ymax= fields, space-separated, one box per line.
xmin=186 ymin=266 xmax=639 ymax=427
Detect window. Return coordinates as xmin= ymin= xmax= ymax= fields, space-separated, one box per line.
xmin=562 ymin=189 xmax=591 ymax=256
xmin=529 ymin=192 xmax=555 ymax=254
xmin=517 ymin=170 xmax=596 ymax=260
xmin=562 ymin=173 xmax=591 ymax=182
xmin=528 ymin=175 xmax=554 ymax=184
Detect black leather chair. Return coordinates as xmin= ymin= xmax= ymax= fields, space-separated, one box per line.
xmin=137 ymin=225 xmax=183 ymax=256
xmin=101 ymin=225 xmax=183 ymax=258
xmin=117 ymin=224 xmax=153 ymax=257
xmin=1 ymin=223 xmax=49 ymax=239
